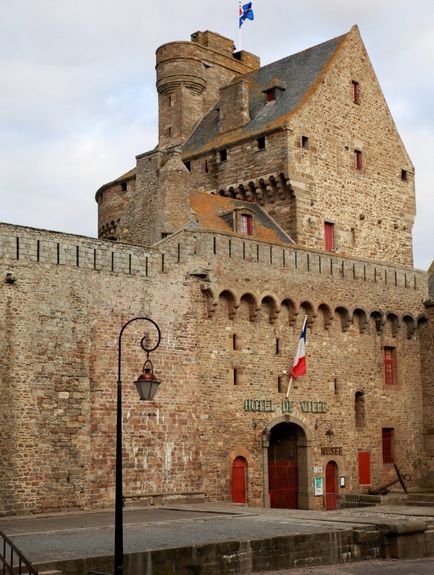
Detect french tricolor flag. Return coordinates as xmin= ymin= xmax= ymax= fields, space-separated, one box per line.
xmin=286 ymin=317 xmax=308 ymax=397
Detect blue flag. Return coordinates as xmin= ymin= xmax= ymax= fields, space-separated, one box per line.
xmin=239 ymin=2 xmax=254 ymax=28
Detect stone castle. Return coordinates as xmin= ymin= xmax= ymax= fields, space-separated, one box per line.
xmin=1 ymin=26 xmax=433 ymax=515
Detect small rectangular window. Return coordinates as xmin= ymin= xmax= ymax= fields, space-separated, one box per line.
xmin=352 ymin=81 xmax=360 ymax=104
xmin=168 ymin=126 xmax=172 ymax=137
xmin=168 ymin=95 xmax=173 ymax=107
xmin=384 ymin=347 xmax=396 ymax=385
xmin=354 ymin=149 xmax=362 ymax=171
xmin=257 ymin=136 xmax=266 ymax=150
xmin=232 ymin=334 xmax=239 ymax=350
xmin=233 ymin=368 xmax=239 ymax=385
xmin=219 ymin=149 xmax=227 ymax=162
xmin=205 ymin=160 xmax=209 ymax=173
xmin=240 ymin=214 xmax=253 ymax=235
xmin=266 ymin=88 xmax=276 ymax=102
xmin=401 ymin=169 xmax=408 ymax=181
xmin=382 ymin=428 xmax=394 ymax=463
xmin=275 ymin=338 xmax=280 ymax=355
xmin=120 ymin=181 xmax=127 ymax=191
xmin=301 ymin=135 xmax=309 ymax=149
xmin=183 ymin=160 xmax=191 ymax=172
xmin=278 ymin=376 xmax=284 ymax=393
xmin=324 ymin=222 xmax=334 ymax=252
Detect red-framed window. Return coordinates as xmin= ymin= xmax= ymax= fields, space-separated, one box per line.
xmin=382 ymin=428 xmax=394 ymax=463
xmin=354 ymin=149 xmax=362 ymax=171
xmin=352 ymin=81 xmax=360 ymax=104
xmin=324 ymin=222 xmax=334 ymax=251
xmin=241 ymin=214 xmax=253 ymax=235
xmin=266 ymin=88 xmax=276 ymax=102
xmin=384 ymin=347 xmax=396 ymax=385
xmin=358 ymin=451 xmax=371 ymax=484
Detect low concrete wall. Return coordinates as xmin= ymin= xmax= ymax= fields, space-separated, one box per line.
xmin=34 ymin=524 xmax=420 ymax=575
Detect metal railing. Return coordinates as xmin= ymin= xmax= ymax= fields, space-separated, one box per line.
xmin=0 ymin=530 xmax=38 ymax=575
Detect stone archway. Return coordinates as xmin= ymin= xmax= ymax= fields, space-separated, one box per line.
xmin=262 ymin=417 xmax=313 ymax=509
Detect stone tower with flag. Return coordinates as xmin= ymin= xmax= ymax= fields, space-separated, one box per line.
xmin=0 ymin=26 xmax=433 ymax=516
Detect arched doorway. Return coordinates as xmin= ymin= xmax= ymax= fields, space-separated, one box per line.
xmin=231 ymin=457 xmax=247 ymax=503
xmin=268 ymin=422 xmax=308 ymax=509
xmin=325 ymin=461 xmax=338 ymax=510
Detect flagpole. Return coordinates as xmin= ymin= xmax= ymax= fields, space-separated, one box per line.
xmin=238 ymin=1 xmax=242 ymax=50
xmin=285 ymin=377 xmax=293 ymax=399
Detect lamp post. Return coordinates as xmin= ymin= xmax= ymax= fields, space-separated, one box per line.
xmin=114 ymin=317 xmax=161 ymax=575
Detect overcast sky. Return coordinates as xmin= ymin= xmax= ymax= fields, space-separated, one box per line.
xmin=0 ymin=0 xmax=432 ymax=270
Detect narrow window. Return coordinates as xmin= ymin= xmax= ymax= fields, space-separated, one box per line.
xmin=333 ymin=378 xmax=338 ymax=395
xmin=219 ymin=149 xmax=227 ymax=162
xmin=401 ymin=169 xmax=408 ymax=182
xmin=278 ymin=376 xmax=284 ymax=394
xmin=354 ymin=149 xmax=362 ymax=171
xmin=257 ymin=136 xmax=266 ymax=150
xmin=324 ymin=222 xmax=335 ymax=252
xmin=233 ymin=368 xmax=239 ymax=386
xmin=168 ymin=126 xmax=172 ymax=137
xmin=240 ymin=214 xmax=253 ymax=235
xmin=301 ymin=135 xmax=309 ymax=149
xmin=351 ymin=227 xmax=356 ymax=246
xmin=232 ymin=334 xmax=238 ymax=350
xmin=352 ymin=81 xmax=360 ymax=104
xmin=120 ymin=181 xmax=127 ymax=191
xmin=168 ymin=95 xmax=172 ymax=107
xmin=355 ymin=392 xmax=365 ymax=428
xmin=275 ymin=338 xmax=280 ymax=355
xmin=183 ymin=160 xmax=191 ymax=172
xmin=382 ymin=428 xmax=394 ymax=463
xmin=205 ymin=160 xmax=209 ymax=173
xmin=266 ymin=88 xmax=276 ymax=102
xmin=384 ymin=347 xmax=396 ymax=385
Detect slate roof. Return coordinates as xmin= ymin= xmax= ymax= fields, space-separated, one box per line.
xmin=183 ymin=32 xmax=347 ymax=155
xmin=190 ymin=193 xmax=294 ymax=244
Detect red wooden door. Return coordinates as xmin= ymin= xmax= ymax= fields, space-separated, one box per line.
xmin=325 ymin=461 xmax=338 ymax=510
xmin=268 ymin=462 xmax=298 ymax=508
xmin=231 ymin=457 xmax=247 ymax=503
xmin=358 ymin=451 xmax=371 ymax=485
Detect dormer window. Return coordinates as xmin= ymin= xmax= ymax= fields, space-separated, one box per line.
xmin=262 ymin=79 xmax=286 ymax=104
xmin=240 ymin=214 xmax=253 ymax=235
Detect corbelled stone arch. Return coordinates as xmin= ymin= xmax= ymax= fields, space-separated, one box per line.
xmin=218 ymin=289 xmax=240 ymax=320
xmin=335 ymin=306 xmax=351 ymax=333
xmin=317 ymin=303 xmax=333 ymax=330
xmin=385 ymin=312 xmax=400 ymax=338
xmin=402 ymin=313 xmax=416 ymax=340
xmin=280 ymin=298 xmax=298 ymax=326
xmin=201 ymin=285 xmax=218 ymax=318
xmin=352 ymin=307 xmax=368 ymax=334
xmin=239 ymin=292 xmax=260 ymax=322
xmin=259 ymin=293 xmax=281 ymax=324
xmin=370 ymin=310 xmax=384 ymax=336
xmin=417 ymin=314 xmax=429 ymax=331
xmin=299 ymin=301 xmax=316 ymax=328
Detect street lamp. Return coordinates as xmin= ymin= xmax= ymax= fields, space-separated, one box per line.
xmin=114 ymin=317 xmax=161 ymax=575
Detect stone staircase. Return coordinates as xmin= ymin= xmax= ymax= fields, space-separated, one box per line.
xmin=406 ymin=491 xmax=434 ymax=507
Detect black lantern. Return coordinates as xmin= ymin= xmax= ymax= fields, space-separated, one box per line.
xmin=135 ymin=358 xmax=160 ymax=400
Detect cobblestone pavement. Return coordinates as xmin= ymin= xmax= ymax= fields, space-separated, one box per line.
xmin=255 ymin=557 xmax=434 ymax=574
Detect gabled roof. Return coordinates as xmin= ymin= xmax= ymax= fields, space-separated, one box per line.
xmin=183 ymin=32 xmax=348 ymax=155
xmin=191 ymin=193 xmax=294 ymax=244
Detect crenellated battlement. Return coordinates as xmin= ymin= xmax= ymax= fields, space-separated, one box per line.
xmin=0 ymin=223 xmax=427 ymax=300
